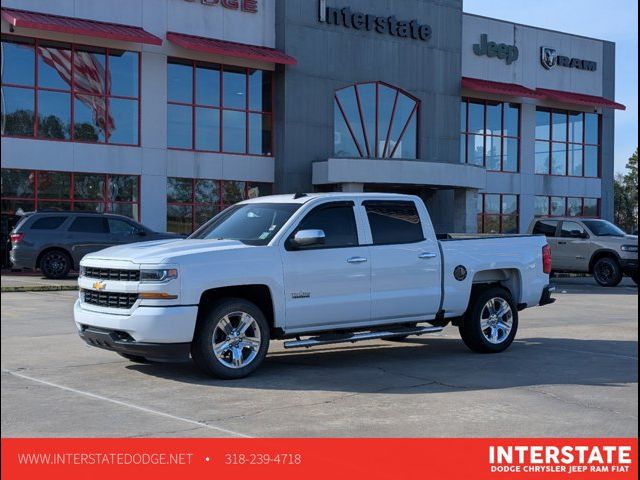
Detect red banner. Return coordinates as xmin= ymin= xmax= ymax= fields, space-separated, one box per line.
xmin=2 ymin=438 xmax=637 ymax=480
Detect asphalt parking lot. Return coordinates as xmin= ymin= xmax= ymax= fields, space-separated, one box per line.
xmin=1 ymin=277 xmax=637 ymax=438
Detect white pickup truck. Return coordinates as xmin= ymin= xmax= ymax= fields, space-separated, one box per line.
xmin=74 ymin=193 xmax=555 ymax=379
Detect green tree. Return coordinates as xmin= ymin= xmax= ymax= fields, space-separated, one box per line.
xmin=614 ymin=148 xmax=638 ymax=233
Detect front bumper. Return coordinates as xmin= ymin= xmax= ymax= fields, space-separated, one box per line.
xmin=79 ymin=326 xmax=190 ymax=361
xmin=539 ymin=285 xmax=556 ymax=306
xmin=74 ymin=299 xmax=198 ymax=360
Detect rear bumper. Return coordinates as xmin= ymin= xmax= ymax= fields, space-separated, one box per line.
xmin=539 ymin=285 xmax=556 ymax=306
xmin=79 ymin=326 xmax=190 ymax=361
xmin=8 ymin=247 xmax=36 ymax=269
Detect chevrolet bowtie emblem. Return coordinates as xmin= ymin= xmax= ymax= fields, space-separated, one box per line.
xmin=92 ymin=281 xmax=106 ymax=291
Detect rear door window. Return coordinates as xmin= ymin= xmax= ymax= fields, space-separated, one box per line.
xmin=363 ymin=201 xmax=424 ymax=245
xmin=532 ymin=220 xmax=558 ymax=237
xmin=108 ymin=218 xmax=138 ymax=234
xmin=30 ymin=216 xmax=67 ymax=230
xmin=560 ymin=221 xmax=587 ymax=238
xmin=68 ymin=217 xmax=108 ymax=233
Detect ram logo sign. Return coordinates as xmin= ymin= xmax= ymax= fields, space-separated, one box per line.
xmin=540 ymin=46 xmax=597 ymax=71
xmin=540 ymin=46 xmax=557 ymax=69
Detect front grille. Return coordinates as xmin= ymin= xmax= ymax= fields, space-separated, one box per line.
xmin=82 ymin=289 xmax=138 ymax=309
xmin=84 ymin=267 xmax=140 ymax=282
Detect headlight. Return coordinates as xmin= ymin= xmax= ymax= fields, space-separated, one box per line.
xmin=621 ymin=245 xmax=638 ymax=252
xmin=140 ymin=268 xmax=178 ymax=283
xmin=79 ymin=265 xmax=86 ymax=277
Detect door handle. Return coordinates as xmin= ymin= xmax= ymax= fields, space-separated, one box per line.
xmin=347 ymin=257 xmax=368 ymax=264
xmin=418 ymin=252 xmax=438 ymax=259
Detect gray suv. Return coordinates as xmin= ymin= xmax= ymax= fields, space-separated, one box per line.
xmin=9 ymin=212 xmax=179 ymax=279
xmin=528 ymin=217 xmax=638 ymax=287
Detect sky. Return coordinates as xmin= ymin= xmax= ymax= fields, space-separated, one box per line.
xmin=464 ymin=0 xmax=638 ymax=175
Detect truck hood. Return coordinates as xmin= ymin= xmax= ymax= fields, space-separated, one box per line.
xmin=83 ymin=238 xmax=252 ymax=265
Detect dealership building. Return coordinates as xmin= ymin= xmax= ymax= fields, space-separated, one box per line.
xmin=1 ymin=0 xmax=625 ymax=234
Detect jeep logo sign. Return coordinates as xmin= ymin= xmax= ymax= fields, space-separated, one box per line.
xmin=473 ymin=34 xmax=518 ymax=65
xmin=540 ymin=46 xmax=597 ymax=71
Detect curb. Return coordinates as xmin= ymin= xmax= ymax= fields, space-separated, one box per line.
xmin=1 ymin=285 xmax=78 ymax=293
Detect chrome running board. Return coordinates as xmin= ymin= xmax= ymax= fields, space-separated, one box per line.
xmin=283 ymin=325 xmax=444 ymax=349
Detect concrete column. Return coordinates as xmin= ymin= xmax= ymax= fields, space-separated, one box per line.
xmin=453 ymin=188 xmax=479 ymax=233
xmin=140 ymin=174 xmax=167 ymax=232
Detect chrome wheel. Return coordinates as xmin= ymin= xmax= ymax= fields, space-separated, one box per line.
xmin=480 ymin=297 xmax=513 ymax=344
xmin=212 ymin=311 xmax=262 ymax=369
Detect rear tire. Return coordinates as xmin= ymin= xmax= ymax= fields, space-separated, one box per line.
xmin=191 ymin=299 xmax=270 ymax=379
xmin=459 ymin=287 xmax=518 ymax=354
xmin=592 ymin=257 xmax=622 ymax=287
xmin=40 ymin=250 xmax=71 ymax=279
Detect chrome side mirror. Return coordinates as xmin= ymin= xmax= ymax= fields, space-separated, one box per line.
xmin=291 ymin=229 xmax=325 ymax=248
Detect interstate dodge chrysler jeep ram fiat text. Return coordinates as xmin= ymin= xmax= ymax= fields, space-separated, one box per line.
xmin=74 ymin=194 xmax=555 ymax=379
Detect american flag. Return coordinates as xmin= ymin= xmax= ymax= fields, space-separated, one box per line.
xmin=37 ymin=46 xmax=115 ymax=137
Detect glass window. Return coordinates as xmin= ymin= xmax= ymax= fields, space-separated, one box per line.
xmin=484 ymin=194 xmax=500 ymax=214
xmin=296 ymin=204 xmax=358 ymax=249
xmin=468 ymin=100 xmax=484 ymax=133
xmin=37 ymin=91 xmax=70 ymax=139
xmin=485 ymin=136 xmax=501 ymax=171
xmin=223 ymin=181 xmax=246 ymax=205
xmin=31 ymin=216 xmax=67 ymax=230
xmin=38 ymin=171 xmax=70 ymax=199
xmin=74 ymin=174 xmax=104 ymax=200
xmin=552 ymin=111 xmax=567 ymax=142
xmin=550 ymin=197 xmax=566 ymax=216
xmin=108 ymin=50 xmax=139 ymax=98
xmin=38 ymin=200 xmax=70 ymax=211
xmin=249 ymin=113 xmax=272 ymax=155
xmin=222 ymin=109 xmax=246 ymax=153
xmin=502 ymin=195 xmax=518 ymax=215
xmin=534 ymin=196 xmax=550 ymax=216
xmin=195 ymin=107 xmax=220 ymax=151
xmin=486 ymin=102 xmax=501 ymax=135
xmin=195 ymin=179 xmax=220 ymax=204
xmin=460 ymin=100 xmax=467 ymax=132
xmin=1 ymin=38 xmax=35 ymax=86
xmin=459 ymin=135 xmax=467 ymax=164
xmin=477 ymin=194 xmax=520 ymax=234
xmin=2 ymin=37 xmax=138 ymax=144
xmin=567 ymin=198 xmax=583 ymax=217
xmin=247 ymin=182 xmax=272 ymax=199
xmin=167 ymin=104 xmax=192 ymax=149
xmin=561 ymin=221 xmax=586 ymax=238
xmin=108 ymin=175 xmax=138 ymax=202
xmin=2 ymin=199 xmax=35 ymax=215
xmin=195 ymin=204 xmax=218 ymax=228
xmin=503 ymin=138 xmax=518 ymax=172
xmin=551 ymin=143 xmax=567 ymax=175
xmin=108 ymin=218 xmax=137 ymax=234
xmin=568 ymin=111 xmax=583 ymax=144
xmin=249 ymin=69 xmax=271 ymax=112
xmin=568 ymin=144 xmax=583 ymax=176
xmin=583 ymin=198 xmax=599 ymax=217
xmin=469 ymin=134 xmax=484 ymax=166
xmin=196 ymin=63 xmax=220 ymax=106
xmin=73 ymin=94 xmax=106 ymax=142
xmin=1 ymin=87 xmax=35 ymax=136
xmin=167 ymin=60 xmax=193 ymax=104
xmin=335 ymin=82 xmax=418 ymax=160
xmin=364 ymin=201 xmax=424 ymax=244
xmin=533 ymin=220 xmax=558 ymax=237
xmin=504 ymin=103 xmax=519 ymax=137
xmin=1 ymin=169 xmax=35 ymax=198
xmin=167 ymin=177 xmax=193 ymax=203
xmin=37 ymin=41 xmax=72 ymax=90
xmin=109 ymin=98 xmax=138 ymax=145
xmin=535 ymin=110 xmax=551 ymax=139
xmin=584 ymin=113 xmax=599 ymax=144
xmin=223 ymin=66 xmax=247 ymax=109
xmin=582 ymin=219 xmax=624 ymax=237
xmin=167 ymin=204 xmax=193 ymax=235
xmin=584 ymin=146 xmax=598 ymax=177
xmin=68 ymin=216 xmax=108 ymax=233
xmin=74 ymin=202 xmax=104 ymax=213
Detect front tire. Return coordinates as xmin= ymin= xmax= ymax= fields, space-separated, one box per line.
xmin=459 ymin=287 xmax=518 ymax=353
xmin=40 ymin=250 xmax=71 ymax=279
xmin=191 ymin=299 xmax=270 ymax=379
xmin=593 ymin=257 xmax=622 ymax=287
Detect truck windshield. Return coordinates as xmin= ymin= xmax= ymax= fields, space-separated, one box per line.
xmin=581 ymin=220 xmax=626 ymax=237
xmin=189 ymin=203 xmax=300 ymax=245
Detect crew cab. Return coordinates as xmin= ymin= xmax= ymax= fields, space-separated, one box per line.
xmin=74 ymin=193 xmax=555 ymax=379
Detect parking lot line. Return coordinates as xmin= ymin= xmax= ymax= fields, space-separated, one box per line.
xmin=2 ymin=369 xmax=252 ymax=438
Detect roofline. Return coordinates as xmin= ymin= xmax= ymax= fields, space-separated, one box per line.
xmin=462 ymin=12 xmax=614 ymax=45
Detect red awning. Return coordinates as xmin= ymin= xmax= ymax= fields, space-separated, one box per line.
xmin=537 ymin=88 xmax=626 ymax=110
xmin=1 ymin=7 xmax=162 ymax=45
xmin=167 ymin=31 xmax=297 ymax=66
xmin=462 ymin=77 xmax=542 ymax=99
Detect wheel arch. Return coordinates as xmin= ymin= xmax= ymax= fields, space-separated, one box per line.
xmin=36 ymin=247 xmax=75 ymax=270
xmin=197 ymin=284 xmax=278 ymax=337
xmin=588 ymin=249 xmax=621 ymax=273
xmin=467 ymin=268 xmax=522 ymax=311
